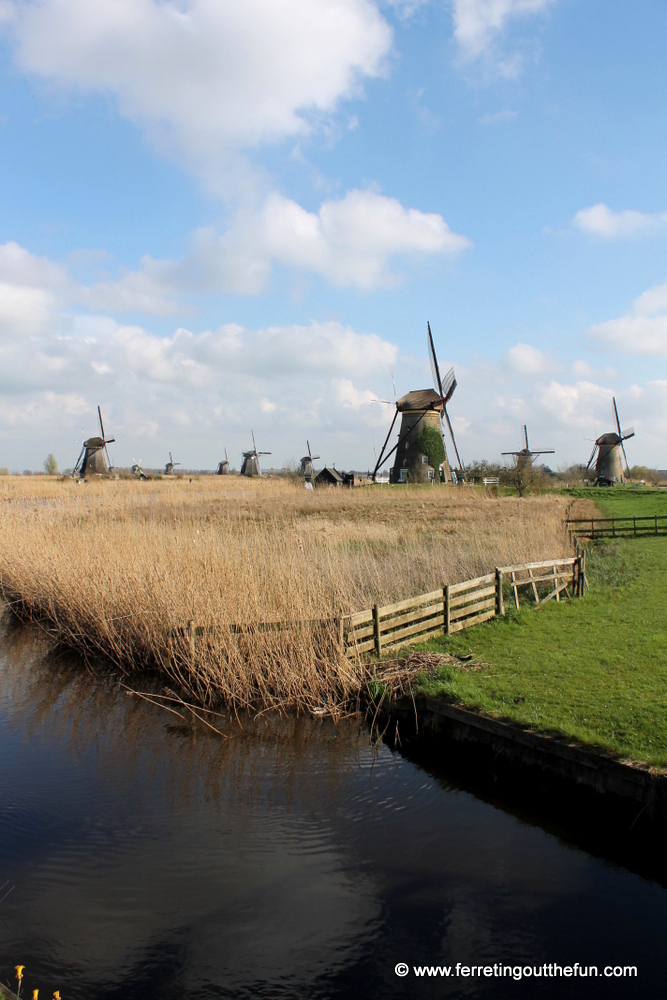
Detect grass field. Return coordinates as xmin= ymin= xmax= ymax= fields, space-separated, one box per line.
xmin=416 ymin=534 xmax=667 ymax=767
xmin=0 ymin=476 xmax=570 ymax=714
xmin=563 ymin=484 xmax=667 ymax=518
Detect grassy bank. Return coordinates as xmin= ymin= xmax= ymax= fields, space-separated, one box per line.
xmin=415 ymin=535 xmax=667 ymax=767
xmin=563 ymin=484 xmax=667 ymax=518
xmin=0 ymin=477 xmax=570 ymax=714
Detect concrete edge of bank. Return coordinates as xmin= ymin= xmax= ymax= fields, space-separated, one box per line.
xmin=380 ymin=695 xmax=667 ymax=823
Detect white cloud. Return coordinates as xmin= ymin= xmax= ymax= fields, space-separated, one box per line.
xmin=452 ymin=0 xmax=555 ymax=60
xmin=79 ymin=190 xmax=470 ymax=305
xmin=4 ymin=0 xmax=392 ymax=189
xmin=589 ymin=278 xmax=667 ymax=356
xmin=504 ymin=342 xmax=549 ymax=374
xmin=574 ymin=203 xmax=667 ymax=240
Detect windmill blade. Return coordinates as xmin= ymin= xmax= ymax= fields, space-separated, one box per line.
xmin=251 ymin=429 xmax=257 ymax=453
xmin=169 ymin=451 xmax=173 ymax=463
xmin=443 ymin=405 xmax=465 ymax=473
xmin=311 ymin=454 xmax=320 ymax=461
xmin=622 ymin=426 xmax=635 ymax=440
xmin=586 ymin=444 xmax=597 ymax=469
xmin=225 ymin=447 xmax=228 ymax=462
xmin=440 ymin=367 xmax=457 ymax=404
xmin=612 ymin=397 xmax=623 ymax=438
xmin=619 ymin=438 xmax=630 ymax=475
xmin=391 ymin=372 xmax=397 ymax=402
xmin=307 ymin=440 xmax=312 ymax=459
xmin=98 ymin=405 xmax=105 ymax=440
xmin=427 ymin=321 xmax=444 ymax=398
xmin=523 ymin=425 xmax=529 ymax=450
xmin=73 ymin=445 xmax=85 ymax=474
xmin=258 ymin=451 xmax=271 ymax=456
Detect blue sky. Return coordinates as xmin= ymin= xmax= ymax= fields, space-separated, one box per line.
xmin=0 ymin=0 xmax=665 ymax=472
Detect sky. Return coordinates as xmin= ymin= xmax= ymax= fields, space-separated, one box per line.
xmin=0 ymin=0 xmax=665 ymax=473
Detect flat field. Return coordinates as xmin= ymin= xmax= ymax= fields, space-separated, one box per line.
xmin=418 ymin=534 xmax=667 ymax=767
xmin=0 ymin=475 xmax=570 ymax=713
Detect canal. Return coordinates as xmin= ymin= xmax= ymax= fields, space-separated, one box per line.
xmin=0 ymin=620 xmax=664 ymax=998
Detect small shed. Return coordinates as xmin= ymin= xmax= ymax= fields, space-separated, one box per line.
xmin=315 ymin=467 xmax=343 ymax=487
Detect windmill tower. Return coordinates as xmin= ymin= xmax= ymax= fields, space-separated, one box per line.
xmin=586 ymin=397 xmax=634 ymax=485
xmin=240 ymin=431 xmax=271 ymax=477
xmin=216 ymin=448 xmax=230 ymax=475
xmin=371 ymin=323 xmax=464 ymax=484
xmin=131 ymin=457 xmax=148 ymax=480
xmin=165 ymin=451 xmax=180 ymax=475
xmin=501 ymin=426 xmax=554 ymax=472
xmin=72 ymin=406 xmax=115 ymax=478
xmin=299 ymin=441 xmax=320 ymax=482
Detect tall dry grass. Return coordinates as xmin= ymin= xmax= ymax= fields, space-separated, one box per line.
xmin=0 ymin=476 xmax=571 ymax=713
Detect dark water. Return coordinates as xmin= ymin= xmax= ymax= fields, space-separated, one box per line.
xmin=1 ymin=624 xmax=665 ymax=999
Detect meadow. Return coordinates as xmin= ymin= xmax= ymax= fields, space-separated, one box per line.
xmin=0 ymin=475 xmax=571 ymax=714
xmin=419 ymin=532 xmax=667 ymax=767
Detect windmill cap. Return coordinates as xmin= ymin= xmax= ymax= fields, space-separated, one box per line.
xmin=396 ymin=388 xmax=444 ymax=412
xmin=84 ymin=436 xmax=104 ymax=447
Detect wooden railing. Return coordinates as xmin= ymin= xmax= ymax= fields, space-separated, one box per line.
xmin=567 ymin=514 xmax=667 ymax=540
xmin=342 ymin=556 xmax=584 ymax=658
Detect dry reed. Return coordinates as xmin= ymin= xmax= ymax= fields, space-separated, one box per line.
xmin=0 ymin=476 xmax=571 ymax=714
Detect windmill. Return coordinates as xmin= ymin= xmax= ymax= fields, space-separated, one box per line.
xmin=240 ymin=431 xmax=271 ymax=477
xmin=131 ymin=457 xmax=148 ymax=480
xmin=586 ymin=397 xmax=634 ymax=486
xmin=164 ymin=451 xmax=180 ymax=475
xmin=216 ymin=448 xmax=230 ymax=475
xmin=299 ymin=441 xmax=320 ymax=482
xmin=371 ymin=323 xmax=463 ymax=484
xmin=72 ymin=406 xmax=115 ymax=478
xmin=501 ymin=426 xmax=554 ymax=472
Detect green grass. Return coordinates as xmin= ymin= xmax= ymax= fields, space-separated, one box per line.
xmin=411 ymin=535 xmax=667 ymax=768
xmin=562 ymin=484 xmax=667 ymax=518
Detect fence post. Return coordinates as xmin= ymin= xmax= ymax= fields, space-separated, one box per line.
xmin=581 ymin=550 xmax=587 ymax=594
xmin=634 ymin=516 xmax=637 ymax=537
xmin=373 ymin=603 xmax=381 ymax=657
xmin=495 ymin=569 xmax=504 ymax=616
xmin=445 ymin=585 xmax=451 ymax=634
xmin=656 ymin=515 xmax=659 ymax=537
xmin=612 ymin=517 xmax=615 ymax=537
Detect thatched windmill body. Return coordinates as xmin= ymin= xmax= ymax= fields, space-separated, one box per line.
xmin=501 ymin=425 xmax=554 ymax=472
xmin=372 ymin=323 xmax=464 ymax=484
xmin=299 ymin=441 xmax=320 ymax=482
xmin=165 ymin=452 xmax=180 ymax=475
xmin=587 ymin=397 xmax=634 ymax=485
xmin=73 ymin=406 xmax=114 ymax=478
xmin=240 ymin=431 xmax=271 ymax=477
xmin=216 ymin=448 xmax=230 ymax=475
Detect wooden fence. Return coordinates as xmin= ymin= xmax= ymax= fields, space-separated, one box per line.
xmin=342 ymin=555 xmax=584 ymax=658
xmin=566 ymin=514 xmax=667 ymax=540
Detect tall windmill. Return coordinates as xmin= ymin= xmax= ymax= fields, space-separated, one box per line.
xmin=371 ymin=322 xmax=463 ymax=484
xmin=216 ymin=448 xmax=230 ymax=475
xmin=586 ymin=397 xmax=634 ymax=485
xmin=164 ymin=451 xmax=180 ymax=475
xmin=501 ymin=425 xmax=554 ymax=471
xmin=240 ymin=431 xmax=271 ymax=477
xmin=299 ymin=440 xmax=320 ymax=482
xmin=72 ymin=406 xmax=115 ymax=478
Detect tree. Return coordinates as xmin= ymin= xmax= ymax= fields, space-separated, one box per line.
xmin=44 ymin=453 xmax=58 ymax=475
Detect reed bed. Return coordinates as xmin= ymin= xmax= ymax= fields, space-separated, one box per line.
xmin=0 ymin=476 xmax=571 ymax=714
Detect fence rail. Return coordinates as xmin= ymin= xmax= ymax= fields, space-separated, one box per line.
xmin=566 ymin=514 xmax=667 ymax=540
xmin=342 ymin=556 xmax=584 ymax=658
xmin=172 ymin=557 xmax=585 ymax=663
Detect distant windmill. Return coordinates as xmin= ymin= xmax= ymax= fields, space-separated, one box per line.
xmin=240 ymin=431 xmax=271 ymax=477
xmin=299 ymin=440 xmax=320 ymax=482
xmin=371 ymin=322 xmax=463 ymax=484
xmin=501 ymin=425 xmax=554 ymax=472
xmin=72 ymin=406 xmax=115 ymax=478
xmin=164 ymin=451 xmax=180 ymax=475
xmin=131 ymin=457 xmax=148 ymax=480
xmin=216 ymin=448 xmax=230 ymax=475
xmin=586 ymin=397 xmax=634 ymax=485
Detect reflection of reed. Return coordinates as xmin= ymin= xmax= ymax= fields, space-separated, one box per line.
xmin=0 ymin=478 xmax=569 ymax=714
xmin=1 ymin=620 xmax=369 ymax=818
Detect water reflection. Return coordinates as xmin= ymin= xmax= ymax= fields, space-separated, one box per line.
xmin=0 ymin=620 xmax=664 ymax=998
